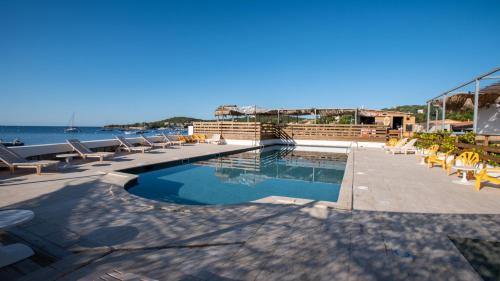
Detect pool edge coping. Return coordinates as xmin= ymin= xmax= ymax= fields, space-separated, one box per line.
xmin=104 ymin=145 xmax=353 ymax=210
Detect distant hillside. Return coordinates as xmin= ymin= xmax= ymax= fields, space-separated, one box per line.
xmin=382 ymin=105 xmax=472 ymax=123
xmin=105 ymin=116 xmax=207 ymax=129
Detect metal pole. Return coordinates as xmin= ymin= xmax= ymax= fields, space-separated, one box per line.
xmin=442 ymin=95 xmax=446 ymax=131
xmin=473 ymin=79 xmax=480 ymax=133
xmin=254 ymin=105 xmax=257 ymax=146
xmin=354 ymin=108 xmax=358 ymax=125
xmin=277 ymin=110 xmax=280 ymax=125
xmin=435 ymin=108 xmax=438 ymax=130
xmin=314 ymin=109 xmax=317 ymax=124
xmin=426 ymin=102 xmax=430 ymax=132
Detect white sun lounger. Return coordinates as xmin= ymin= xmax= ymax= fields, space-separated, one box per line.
xmin=206 ymin=134 xmax=223 ymax=145
xmin=116 ymin=136 xmax=152 ymax=153
xmin=390 ymin=138 xmax=418 ymax=155
xmin=140 ymin=135 xmax=170 ymax=149
xmin=67 ymin=139 xmax=114 ymax=162
xmin=0 ymin=143 xmax=59 ymax=175
xmin=384 ymin=138 xmax=408 ymax=151
xmin=161 ymin=133 xmax=184 ymax=146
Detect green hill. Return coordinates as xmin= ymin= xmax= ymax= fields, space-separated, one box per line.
xmin=382 ymin=105 xmax=472 ymax=123
xmin=105 ymin=116 xmax=207 ymax=129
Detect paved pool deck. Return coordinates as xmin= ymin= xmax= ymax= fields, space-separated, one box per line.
xmin=0 ymin=144 xmax=500 ymax=281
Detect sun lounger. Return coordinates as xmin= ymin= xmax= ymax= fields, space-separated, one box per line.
xmin=390 ymin=138 xmax=417 ymax=154
xmin=475 ymin=167 xmax=500 ymax=191
xmin=0 ymin=143 xmax=58 ymax=175
xmin=384 ymin=138 xmax=407 ymax=151
xmin=192 ymin=134 xmax=206 ymax=143
xmin=206 ymin=134 xmax=223 ymax=145
xmin=161 ymin=133 xmax=185 ymax=146
xmin=178 ymin=135 xmax=196 ymax=144
xmin=67 ymin=139 xmax=114 ymax=162
xmin=382 ymin=138 xmax=398 ymax=149
xmin=140 ymin=135 xmax=170 ymax=149
xmin=116 ymin=136 xmax=152 ymax=153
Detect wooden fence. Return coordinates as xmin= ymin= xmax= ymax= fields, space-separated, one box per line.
xmin=456 ymin=141 xmax=500 ymax=164
xmin=193 ymin=122 xmax=270 ymax=140
xmin=193 ymin=122 xmax=389 ymax=142
xmin=277 ymin=124 xmax=388 ymax=141
xmin=415 ymin=134 xmax=500 ymax=164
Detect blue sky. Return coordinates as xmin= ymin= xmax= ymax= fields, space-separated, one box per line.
xmin=1 ymin=0 xmax=499 ymax=126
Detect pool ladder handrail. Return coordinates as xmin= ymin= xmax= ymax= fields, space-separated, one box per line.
xmin=347 ymin=141 xmax=359 ymax=153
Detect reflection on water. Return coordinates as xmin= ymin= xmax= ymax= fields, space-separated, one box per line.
xmin=127 ymin=146 xmax=347 ymax=205
xmin=195 ymin=146 xmax=347 ymax=186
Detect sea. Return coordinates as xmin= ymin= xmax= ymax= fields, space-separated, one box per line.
xmin=0 ymin=126 xmax=187 ymax=146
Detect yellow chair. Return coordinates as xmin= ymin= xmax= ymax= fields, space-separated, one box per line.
xmin=420 ymin=144 xmax=439 ymax=157
xmin=386 ymin=138 xmax=398 ymax=147
xmin=446 ymin=152 xmax=480 ymax=177
xmin=178 ymin=136 xmax=189 ymax=143
xmin=475 ymin=168 xmax=500 ymax=191
xmin=384 ymin=138 xmax=407 ymax=151
xmin=196 ymin=134 xmax=206 ymax=143
xmin=415 ymin=144 xmax=438 ymax=164
xmin=427 ymin=148 xmax=453 ymax=169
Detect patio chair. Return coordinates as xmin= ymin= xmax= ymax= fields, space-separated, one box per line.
xmin=206 ymin=134 xmax=223 ymax=145
xmin=179 ymin=135 xmax=196 ymax=144
xmin=0 ymin=143 xmax=58 ymax=175
xmin=427 ymin=148 xmax=454 ymax=169
xmin=475 ymin=167 xmax=500 ymax=191
xmin=415 ymin=144 xmax=439 ymax=164
xmin=67 ymin=139 xmax=114 ymax=162
xmin=384 ymin=138 xmax=407 ymax=151
xmin=116 ymin=136 xmax=152 ymax=153
xmin=447 ymin=151 xmax=480 ymax=177
xmin=389 ymin=138 xmax=417 ymax=154
xmin=416 ymin=144 xmax=439 ymax=157
xmin=192 ymin=134 xmax=206 ymax=143
xmin=140 ymin=135 xmax=170 ymax=149
xmin=382 ymin=138 xmax=398 ymax=149
xmin=161 ymin=133 xmax=185 ymax=146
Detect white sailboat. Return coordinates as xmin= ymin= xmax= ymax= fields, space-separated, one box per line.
xmin=64 ymin=113 xmax=81 ymax=133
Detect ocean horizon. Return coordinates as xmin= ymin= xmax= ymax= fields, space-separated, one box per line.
xmin=0 ymin=125 xmax=186 ymax=146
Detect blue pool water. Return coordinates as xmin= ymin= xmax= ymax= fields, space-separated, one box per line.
xmin=126 ymin=146 xmax=347 ymax=205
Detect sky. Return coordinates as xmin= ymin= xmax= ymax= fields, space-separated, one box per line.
xmin=1 ymin=0 xmax=499 ymax=126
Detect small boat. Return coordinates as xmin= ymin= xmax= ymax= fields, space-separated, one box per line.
xmin=0 ymin=138 xmax=24 ymax=147
xmin=64 ymin=113 xmax=81 ymax=133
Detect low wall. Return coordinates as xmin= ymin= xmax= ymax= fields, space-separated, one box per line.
xmin=5 ymin=135 xmax=383 ymax=161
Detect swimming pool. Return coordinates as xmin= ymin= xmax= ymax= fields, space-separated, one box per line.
xmin=125 ymin=146 xmax=347 ymax=205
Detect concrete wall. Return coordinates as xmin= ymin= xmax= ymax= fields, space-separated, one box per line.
xmin=477 ymin=104 xmax=500 ymax=135
xmin=7 ymin=136 xmax=383 ymax=160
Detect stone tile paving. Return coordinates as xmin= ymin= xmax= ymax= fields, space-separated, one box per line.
xmin=1 ymin=145 xmax=500 ymax=280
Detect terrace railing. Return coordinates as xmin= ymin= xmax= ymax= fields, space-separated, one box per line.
xmin=193 ymin=122 xmax=389 ymax=142
xmin=277 ymin=124 xmax=388 ymax=141
xmin=414 ymin=134 xmax=500 ymax=164
xmin=193 ymin=122 xmax=269 ymax=140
